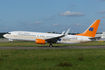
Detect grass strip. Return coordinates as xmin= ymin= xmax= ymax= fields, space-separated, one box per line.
xmin=0 ymin=49 xmax=105 ymax=70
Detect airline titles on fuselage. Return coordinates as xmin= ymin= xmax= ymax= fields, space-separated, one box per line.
xmin=17 ymin=32 xmax=55 ymax=38
xmin=17 ymin=32 xmax=77 ymax=42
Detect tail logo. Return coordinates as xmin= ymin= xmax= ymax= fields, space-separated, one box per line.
xmin=89 ymin=27 xmax=94 ymax=31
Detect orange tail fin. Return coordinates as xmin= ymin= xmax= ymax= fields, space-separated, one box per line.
xmin=76 ymin=19 xmax=100 ymax=37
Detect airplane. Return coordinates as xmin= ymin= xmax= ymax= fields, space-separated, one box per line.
xmin=3 ymin=19 xmax=100 ymax=47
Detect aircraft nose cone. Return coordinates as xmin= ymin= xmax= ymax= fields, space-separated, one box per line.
xmin=3 ymin=34 xmax=6 ymax=37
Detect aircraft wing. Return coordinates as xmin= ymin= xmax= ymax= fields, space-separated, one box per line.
xmin=45 ymin=28 xmax=70 ymax=43
xmin=45 ymin=35 xmax=65 ymax=43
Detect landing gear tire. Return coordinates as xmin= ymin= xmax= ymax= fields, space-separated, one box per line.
xmin=49 ymin=43 xmax=53 ymax=47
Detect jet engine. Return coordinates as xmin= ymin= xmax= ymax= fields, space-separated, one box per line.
xmin=36 ymin=39 xmax=45 ymax=44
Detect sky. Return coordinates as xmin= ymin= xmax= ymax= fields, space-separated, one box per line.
xmin=0 ymin=0 xmax=105 ymax=33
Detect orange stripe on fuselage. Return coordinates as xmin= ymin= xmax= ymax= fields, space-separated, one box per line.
xmin=76 ymin=20 xmax=100 ymax=37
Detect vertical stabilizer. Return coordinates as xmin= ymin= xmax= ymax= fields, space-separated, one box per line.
xmin=76 ymin=19 xmax=100 ymax=37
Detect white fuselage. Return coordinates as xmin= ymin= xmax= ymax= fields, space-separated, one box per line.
xmin=3 ymin=31 xmax=91 ymax=44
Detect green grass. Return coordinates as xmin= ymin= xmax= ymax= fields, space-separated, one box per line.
xmin=0 ymin=41 xmax=105 ymax=47
xmin=1 ymin=49 xmax=105 ymax=70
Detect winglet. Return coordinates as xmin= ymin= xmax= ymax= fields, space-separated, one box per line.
xmin=62 ymin=31 xmax=65 ymax=35
xmin=65 ymin=28 xmax=70 ymax=35
xmin=76 ymin=19 xmax=100 ymax=37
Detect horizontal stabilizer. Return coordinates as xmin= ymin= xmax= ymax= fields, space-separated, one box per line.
xmin=89 ymin=37 xmax=101 ymax=41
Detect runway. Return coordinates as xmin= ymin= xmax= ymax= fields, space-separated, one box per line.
xmin=0 ymin=46 xmax=105 ymax=49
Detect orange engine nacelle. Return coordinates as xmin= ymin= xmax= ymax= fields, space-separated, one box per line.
xmin=36 ymin=39 xmax=45 ymax=44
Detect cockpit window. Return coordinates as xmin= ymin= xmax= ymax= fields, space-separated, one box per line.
xmin=7 ymin=33 xmax=11 ymax=34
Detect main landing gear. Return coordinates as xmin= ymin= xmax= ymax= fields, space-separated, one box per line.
xmin=49 ymin=43 xmax=53 ymax=47
xmin=12 ymin=41 xmax=14 ymax=44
